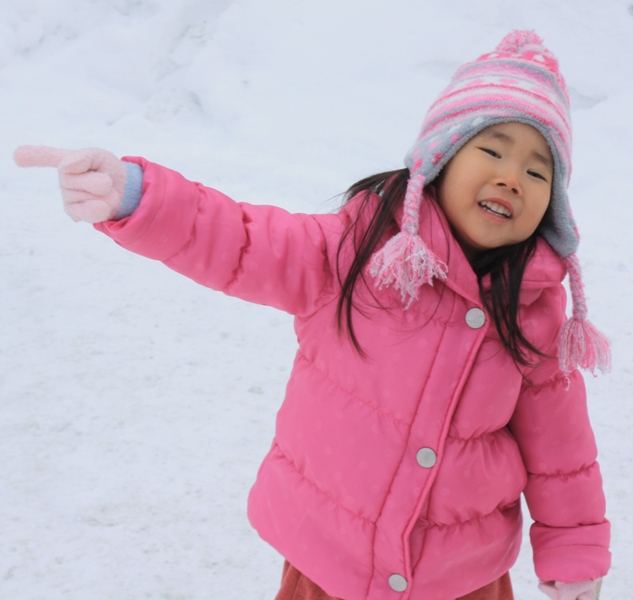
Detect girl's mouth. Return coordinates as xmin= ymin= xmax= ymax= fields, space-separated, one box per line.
xmin=478 ymin=200 xmax=512 ymax=219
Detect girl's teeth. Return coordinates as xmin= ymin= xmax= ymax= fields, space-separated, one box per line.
xmin=479 ymin=201 xmax=511 ymax=218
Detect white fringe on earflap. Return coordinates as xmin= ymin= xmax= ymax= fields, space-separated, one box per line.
xmin=369 ymin=173 xmax=448 ymax=308
xmin=558 ymin=254 xmax=611 ymax=374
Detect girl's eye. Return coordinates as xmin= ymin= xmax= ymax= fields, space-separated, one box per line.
xmin=528 ymin=170 xmax=547 ymax=182
xmin=480 ymin=147 xmax=500 ymax=158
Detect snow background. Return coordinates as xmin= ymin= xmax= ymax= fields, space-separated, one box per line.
xmin=2 ymin=0 xmax=632 ymax=598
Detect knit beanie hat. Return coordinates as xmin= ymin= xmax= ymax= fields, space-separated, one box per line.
xmin=370 ymin=30 xmax=610 ymax=374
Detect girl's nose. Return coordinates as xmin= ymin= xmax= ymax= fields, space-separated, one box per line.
xmin=494 ymin=173 xmax=522 ymax=196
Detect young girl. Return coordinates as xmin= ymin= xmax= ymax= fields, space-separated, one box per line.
xmin=15 ymin=30 xmax=610 ymax=600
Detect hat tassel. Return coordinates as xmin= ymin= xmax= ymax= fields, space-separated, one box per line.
xmin=558 ymin=254 xmax=611 ymax=374
xmin=369 ymin=173 xmax=447 ymax=308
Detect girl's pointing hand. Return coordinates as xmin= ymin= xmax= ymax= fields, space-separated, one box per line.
xmin=14 ymin=146 xmax=127 ymax=223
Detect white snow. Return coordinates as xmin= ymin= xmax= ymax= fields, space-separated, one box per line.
xmin=1 ymin=1 xmax=632 ymax=598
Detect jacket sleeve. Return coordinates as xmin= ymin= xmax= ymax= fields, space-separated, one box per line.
xmin=94 ymin=157 xmax=351 ymax=317
xmin=508 ymin=286 xmax=611 ymax=583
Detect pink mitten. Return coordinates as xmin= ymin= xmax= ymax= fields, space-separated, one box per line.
xmin=538 ymin=579 xmax=602 ymax=600
xmin=14 ymin=145 xmax=127 ymax=223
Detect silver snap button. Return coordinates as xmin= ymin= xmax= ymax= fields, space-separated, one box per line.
xmin=465 ymin=307 xmax=486 ymax=329
xmin=416 ymin=447 xmax=437 ymax=468
xmin=388 ymin=574 xmax=408 ymax=592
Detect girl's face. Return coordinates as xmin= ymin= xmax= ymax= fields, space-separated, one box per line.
xmin=436 ymin=121 xmax=553 ymax=259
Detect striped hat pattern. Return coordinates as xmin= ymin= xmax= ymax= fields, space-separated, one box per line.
xmin=369 ymin=30 xmax=610 ymax=374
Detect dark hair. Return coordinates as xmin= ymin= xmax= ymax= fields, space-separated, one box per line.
xmin=335 ymin=168 xmax=545 ymax=367
xmin=470 ymin=234 xmax=543 ymax=366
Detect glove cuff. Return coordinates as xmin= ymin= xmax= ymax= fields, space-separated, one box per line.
xmin=114 ymin=161 xmax=144 ymax=220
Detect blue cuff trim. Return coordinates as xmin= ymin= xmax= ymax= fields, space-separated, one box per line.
xmin=114 ymin=161 xmax=144 ymax=220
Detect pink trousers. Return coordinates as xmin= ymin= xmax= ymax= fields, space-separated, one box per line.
xmin=275 ymin=561 xmax=515 ymax=600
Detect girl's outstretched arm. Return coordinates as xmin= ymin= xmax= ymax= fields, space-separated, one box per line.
xmin=15 ymin=148 xmax=346 ymax=317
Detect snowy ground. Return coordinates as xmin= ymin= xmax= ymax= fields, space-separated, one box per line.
xmin=1 ymin=1 xmax=632 ymax=598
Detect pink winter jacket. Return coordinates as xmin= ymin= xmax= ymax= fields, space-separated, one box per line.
xmin=96 ymin=159 xmax=610 ymax=600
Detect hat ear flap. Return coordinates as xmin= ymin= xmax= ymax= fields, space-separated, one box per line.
xmin=368 ymin=173 xmax=447 ymax=308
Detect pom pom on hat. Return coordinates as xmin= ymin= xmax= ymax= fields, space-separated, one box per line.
xmin=495 ymin=30 xmax=545 ymax=54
